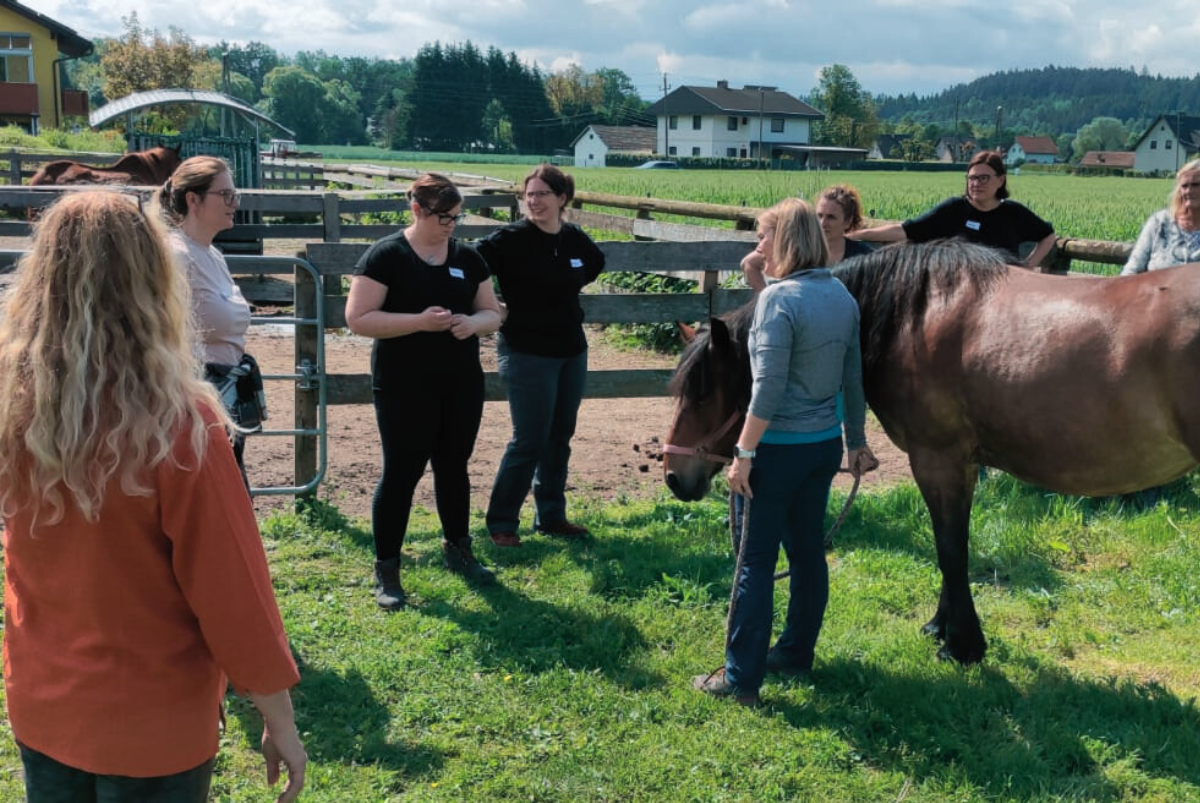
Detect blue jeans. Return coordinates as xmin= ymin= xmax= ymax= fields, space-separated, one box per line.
xmin=487 ymin=338 xmax=587 ymax=533
xmin=725 ymin=438 xmax=842 ymax=694
xmin=18 ymin=742 xmax=214 ymax=803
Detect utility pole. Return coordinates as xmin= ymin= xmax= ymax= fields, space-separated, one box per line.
xmin=661 ymin=73 xmax=670 ymax=158
xmin=994 ymin=106 xmax=1003 ymax=153
xmin=758 ymin=88 xmax=765 ymax=169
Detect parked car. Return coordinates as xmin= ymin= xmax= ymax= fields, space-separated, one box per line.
xmin=634 ymin=160 xmax=679 ymax=170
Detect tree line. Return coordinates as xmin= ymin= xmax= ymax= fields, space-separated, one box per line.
xmin=64 ymin=14 xmax=650 ymax=153
xmin=62 ymin=18 xmax=1200 ymax=163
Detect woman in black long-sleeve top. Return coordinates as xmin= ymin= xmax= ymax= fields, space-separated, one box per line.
xmin=476 ymin=164 xmax=605 ymax=547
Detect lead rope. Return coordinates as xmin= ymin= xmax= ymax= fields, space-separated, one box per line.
xmin=703 ymin=469 xmax=861 ymax=684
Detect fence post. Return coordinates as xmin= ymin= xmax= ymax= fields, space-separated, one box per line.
xmin=9 ymin=151 xmax=23 ymax=185
xmin=322 ymin=193 xmax=341 ymax=243
xmin=294 ymin=266 xmax=319 ymax=503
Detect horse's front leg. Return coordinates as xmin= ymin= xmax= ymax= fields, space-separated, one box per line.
xmin=908 ymin=448 xmax=986 ymax=665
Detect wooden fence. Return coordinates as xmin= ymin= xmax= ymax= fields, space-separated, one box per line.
xmin=225 ymin=239 xmax=753 ymax=488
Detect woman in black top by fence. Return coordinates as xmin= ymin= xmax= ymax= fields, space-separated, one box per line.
xmin=477 ymin=164 xmax=606 ymax=548
xmin=851 ymin=150 xmax=1056 ymax=269
xmin=345 ymin=173 xmax=503 ymax=609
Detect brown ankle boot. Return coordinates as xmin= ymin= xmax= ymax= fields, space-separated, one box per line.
xmin=442 ymin=538 xmax=496 ymax=585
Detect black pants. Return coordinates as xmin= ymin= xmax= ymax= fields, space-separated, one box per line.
xmin=18 ymin=742 xmax=214 ymax=803
xmin=371 ymin=367 xmax=484 ymax=560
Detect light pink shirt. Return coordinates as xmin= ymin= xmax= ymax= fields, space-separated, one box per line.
xmin=171 ymin=231 xmax=250 ymax=365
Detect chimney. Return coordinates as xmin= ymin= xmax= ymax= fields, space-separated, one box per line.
xmin=717 ymin=80 xmax=728 ymax=90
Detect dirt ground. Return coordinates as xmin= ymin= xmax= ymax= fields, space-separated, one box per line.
xmin=243 ymin=324 xmax=914 ymax=523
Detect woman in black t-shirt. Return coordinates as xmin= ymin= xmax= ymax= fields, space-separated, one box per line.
xmin=346 ymin=173 xmax=503 ymax=609
xmin=475 ymin=164 xmax=605 ymax=547
xmin=851 ymin=150 xmax=1056 ymax=269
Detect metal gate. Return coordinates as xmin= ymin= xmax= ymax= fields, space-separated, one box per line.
xmin=126 ymin=132 xmax=261 ymax=188
xmin=0 ymin=249 xmax=328 ymax=498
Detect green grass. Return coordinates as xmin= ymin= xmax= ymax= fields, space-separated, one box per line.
xmin=4 ymin=476 xmax=1198 ymax=802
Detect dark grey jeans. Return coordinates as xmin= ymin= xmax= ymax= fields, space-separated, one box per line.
xmin=18 ymin=742 xmax=214 ymax=803
xmin=486 ymin=338 xmax=587 ymax=533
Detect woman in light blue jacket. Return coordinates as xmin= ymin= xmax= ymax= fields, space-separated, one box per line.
xmin=1122 ymin=159 xmax=1200 ymax=274
xmin=693 ymin=198 xmax=878 ymax=706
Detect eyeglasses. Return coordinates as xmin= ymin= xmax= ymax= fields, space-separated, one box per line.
xmin=423 ymin=206 xmax=465 ymax=225
xmin=522 ymin=190 xmax=556 ymax=200
xmin=966 ymin=173 xmax=996 ymax=184
xmin=208 ymin=188 xmax=240 ymax=207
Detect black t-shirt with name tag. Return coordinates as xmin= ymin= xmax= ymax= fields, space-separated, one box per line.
xmin=353 ymin=231 xmax=490 ymax=385
xmin=902 ymin=196 xmax=1054 ymax=261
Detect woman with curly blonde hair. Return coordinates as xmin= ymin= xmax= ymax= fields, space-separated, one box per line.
xmin=0 ymin=191 xmax=306 ymax=802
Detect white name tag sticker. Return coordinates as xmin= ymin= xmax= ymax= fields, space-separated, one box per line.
xmin=965 ymin=220 xmax=981 ymax=231
xmin=570 ymin=258 xmax=584 ymax=268
xmin=448 ymin=267 xmax=465 ymax=279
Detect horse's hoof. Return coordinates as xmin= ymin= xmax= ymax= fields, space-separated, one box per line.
xmin=920 ymin=620 xmax=946 ymax=642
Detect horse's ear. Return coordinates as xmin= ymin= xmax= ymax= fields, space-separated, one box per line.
xmin=708 ymin=317 xmax=731 ymax=351
xmin=676 ymin=321 xmax=697 ymax=343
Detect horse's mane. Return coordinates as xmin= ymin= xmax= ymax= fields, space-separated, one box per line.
xmin=668 ymin=299 xmax=755 ymax=405
xmin=833 ymin=240 xmax=1009 ymax=371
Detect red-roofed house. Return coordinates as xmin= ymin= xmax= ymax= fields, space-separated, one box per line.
xmin=1078 ymin=151 xmax=1136 ymax=173
xmin=1005 ymin=136 xmax=1059 ymax=165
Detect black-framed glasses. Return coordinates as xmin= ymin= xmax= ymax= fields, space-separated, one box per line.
xmin=207 ymin=188 xmax=240 ymax=207
xmin=966 ymin=173 xmax=996 ymax=184
xmin=424 ymin=206 xmax=465 ymax=225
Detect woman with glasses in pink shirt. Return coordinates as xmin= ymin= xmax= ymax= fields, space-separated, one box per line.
xmin=158 ymin=156 xmax=260 ymax=489
xmin=851 ymin=150 xmax=1056 ymax=269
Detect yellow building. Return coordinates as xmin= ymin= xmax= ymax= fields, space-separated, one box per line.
xmin=0 ymin=0 xmax=92 ymax=133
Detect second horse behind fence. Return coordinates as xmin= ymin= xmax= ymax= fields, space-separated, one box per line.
xmin=29 ymin=145 xmax=183 ymax=187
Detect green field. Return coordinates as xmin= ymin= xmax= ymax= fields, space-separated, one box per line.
xmin=382 ymin=161 xmax=1173 ymax=251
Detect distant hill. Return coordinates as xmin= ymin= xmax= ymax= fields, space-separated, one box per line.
xmin=874 ymin=66 xmax=1200 ymax=137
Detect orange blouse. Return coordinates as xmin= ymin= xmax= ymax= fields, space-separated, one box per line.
xmin=3 ymin=416 xmax=299 ymax=777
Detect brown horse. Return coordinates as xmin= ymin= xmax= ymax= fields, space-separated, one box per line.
xmin=30 ymin=145 xmax=182 ymax=187
xmin=664 ymin=241 xmax=1200 ymax=665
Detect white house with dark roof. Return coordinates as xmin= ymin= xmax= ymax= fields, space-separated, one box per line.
xmin=1131 ymin=114 xmax=1200 ymax=174
xmin=1005 ymin=136 xmax=1059 ymax=165
xmin=571 ymin=124 xmax=656 ymax=168
xmin=644 ymin=81 xmax=824 ymax=161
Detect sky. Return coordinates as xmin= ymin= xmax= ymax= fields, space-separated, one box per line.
xmin=30 ymin=0 xmax=1200 ymax=101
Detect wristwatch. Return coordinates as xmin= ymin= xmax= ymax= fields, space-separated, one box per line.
xmin=734 ymin=445 xmax=756 ymax=459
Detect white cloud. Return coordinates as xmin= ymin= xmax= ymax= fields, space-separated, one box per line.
xmin=36 ymin=0 xmax=1198 ymax=99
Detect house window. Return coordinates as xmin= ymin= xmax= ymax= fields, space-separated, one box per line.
xmin=726 ymin=147 xmax=737 ymax=157
xmin=1151 ymin=141 xmax=1157 ymax=150
xmin=771 ymin=117 xmax=785 ymax=133
xmin=1166 ymin=140 xmax=1173 ymax=150
xmin=692 ymin=146 xmax=700 ymax=156
xmin=0 ymin=33 xmax=33 ymax=83
xmin=668 ymin=115 xmax=678 ymax=130
xmin=692 ymin=115 xmax=701 ymax=130
xmin=727 ymin=116 xmax=738 ymax=131
xmin=740 ymin=148 xmax=747 ymax=158
xmin=668 ymin=146 xmax=676 ymax=156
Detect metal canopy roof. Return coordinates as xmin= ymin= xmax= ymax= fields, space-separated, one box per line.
xmin=89 ymin=89 xmax=293 ymax=136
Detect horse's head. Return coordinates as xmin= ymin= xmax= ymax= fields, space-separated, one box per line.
xmin=663 ymin=312 xmax=752 ymax=501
